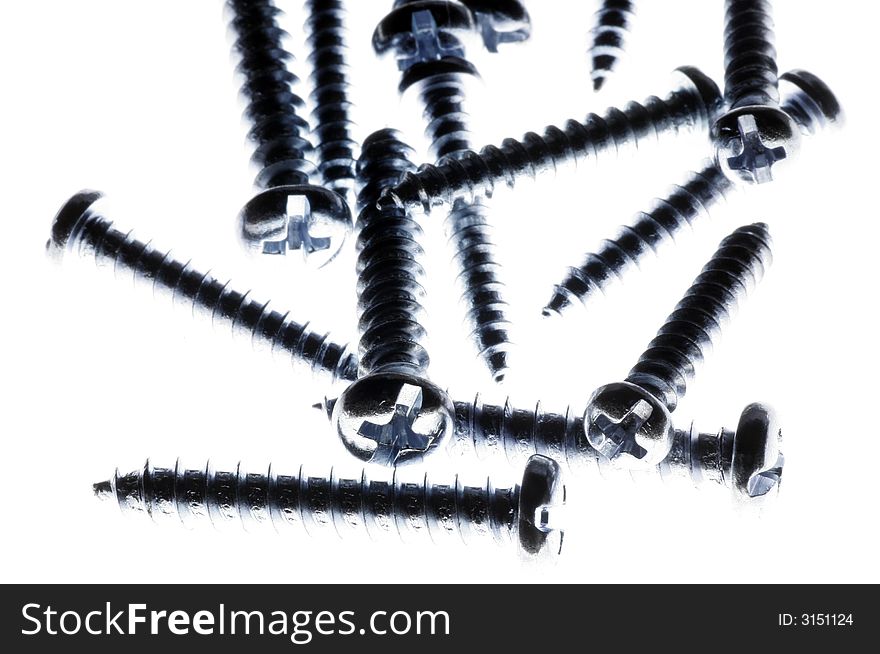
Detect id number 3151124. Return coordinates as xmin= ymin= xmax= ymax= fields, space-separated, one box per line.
xmin=779 ymin=614 xmax=854 ymax=627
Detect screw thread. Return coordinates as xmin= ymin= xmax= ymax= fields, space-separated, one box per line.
xmin=451 ymin=396 xmax=594 ymax=471
xmin=451 ymin=397 xmax=733 ymax=489
xmin=355 ymin=130 xmax=430 ymax=377
xmin=98 ymin=460 xmax=520 ymax=547
xmin=383 ymin=68 xmax=721 ymax=211
xmin=405 ymin=58 xmax=514 ymax=382
xmin=544 ymin=80 xmax=836 ymax=318
xmin=779 ymin=70 xmax=844 ymax=136
xmin=228 ymin=0 xmax=314 ymax=189
xmin=625 ymin=223 xmax=772 ymax=411
xmin=588 ymin=0 xmax=636 ymax=91
xmin=304 ymin=0 xmax=357 ymax=201
xmin=416 ymin=63 xmax=477 ymax=161
xmin=445 ymin=199 xmax=514 ymax=381
xmin=544 ymin=162 xmax=732 ymax=317
xmin=723 ymin=0 xmax=779 ymax=109
xmin=62 ymin=205 xmax=357 ymax=382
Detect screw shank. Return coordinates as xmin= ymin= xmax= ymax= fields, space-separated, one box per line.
xmin=723 ymin=0 xmax=779 ymax=109
xmin=625 ymin=223 xmax=772 ymax=411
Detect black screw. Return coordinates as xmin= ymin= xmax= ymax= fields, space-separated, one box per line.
xmin=228 ymin=0 xmax=351 ymax=267
xmin=585 ymin=223 xmax=772 ymax=468
xmin=94 ymin=454 xmax=565 ymax=559
xmin=711 ymin=0 xmax=800 ymax=184
xmin=381 ymin=66 xmax=722 ymax=211
xmin=449 ymin=396 xmax=783 ymax=502
xmin=47 ymin=191 xmax=357 ymax=382
xmin=331 ymin=130 xmax=455 ymax=467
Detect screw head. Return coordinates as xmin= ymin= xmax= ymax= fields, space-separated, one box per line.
xmin=517 ymin=455 xmax=565 ymax=561
xmin=237 ymin=185 xmax=351 ymax=268
xmin=332 ymin=372 xmax=454 ymax=467
xmin=460 ymin=0 xmax=531 ymax=52
xmin=585 ymin=382 xmax=675 ymax=469
xmin=779 ymin=69 xmax=844 ymax=133
xmin=46 ymin=190 xmax=104 ymax=261
xmin=372 ymin=1 xmax=475 ymax=62
xmin=730 ymin=402 xmax=784 ymax=504
xmin=712 ymin=106 xmax=801 ymax=185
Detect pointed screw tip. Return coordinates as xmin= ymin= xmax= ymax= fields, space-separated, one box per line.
xmin=93 ymin=480 xmax=113 ymax=501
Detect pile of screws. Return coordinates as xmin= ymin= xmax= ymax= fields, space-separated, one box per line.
xmin=48 ymin=0 xmax=842 ymax=562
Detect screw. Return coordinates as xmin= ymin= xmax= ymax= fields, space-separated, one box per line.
xmin=304 ymin=0 xmax=358 ymax=205
xmin=588 ymin=0 xmax=636 ymax=91
xmin=373 ymin=1 xmax=474 ymax=70
xmin=332 ymin=130 xmax=455 ymax=466
xmin=585 ymin=223 xmax=772 ymax=468
xmin=543 ymin=69 xmax=842 ymax=318
xmin=228 ymin=0 xmax=351 ymax=267
xmin=94 ymin=454 xmax=565 ymax=560
xmin=448 ymin=396 xmax=782 ymax=503
xmin=47 ymin=191 xmax=357 ymax=383
xmin=460 ymin=0 xmax=531 ymax=52
xmin=379 ymin=65 xmax=722 ymax=212
xmin=373 ymin=3 xmax=515 ymax=383
xmin=711 ymin=0 xmax=800 ymax=184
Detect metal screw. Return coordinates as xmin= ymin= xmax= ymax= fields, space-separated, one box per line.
xmin=228 ymin=0 xmax=352 ymax=267
xmin=585 ymin=223 xmax=772 ymax=468
xmin=543 ymin=69 xmax=841 ymax=318
xmin=379 ymin=65 xmax=722 ymax=212
xmin=304 ymin=0 xmax=358 ymax=205
xmin=94 ymin=454 xmax=565 ymax=560
xmin=460 ymin=0 xmax=531 ymax=52
xmin=588 ymin=0 xmax=636 ymax=91
xmin=47 ymin=191 xmax=357 ymax=383
xmin=373 ymin=2 xmax=517 ymax=383
xmin=711 ymin=0 xmax=800 ymax=184
xmin=448 ymin=396 xmax=782 ymax=503
xmin=332 ymin=130 xmax=454 ymax=466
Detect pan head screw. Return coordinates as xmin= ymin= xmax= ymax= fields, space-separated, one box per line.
xmin=332 ymin=372 xmax=455 ymax=466
xmin=373 ymin=1 xmax=474 ymax=69
xmin=730 ymin=402 xmax=784 ymax=503
xmin=712 ymin=106 xmax=801 ymax=184
xmin=585 ymin=382 xmax=674 ymax=468
xmin=237 ymin=185 xmax=351 ymax=268
xmin=46 ymin=190 xmax=104 ymax=260
xmin=460 ymin=0 xmax=531 ymax=52
xmin=518 ymin=455 xmax=565 ymax=560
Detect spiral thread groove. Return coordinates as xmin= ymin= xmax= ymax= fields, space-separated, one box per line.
xmin=544 ymin=80 xmax=837 ymax=317
xmin=383 ymin=69 xmax=721 ymax=211
xmin=545 ymin=163 xmax=733 ymax=316
xmin=625 ymin=223 xmax=772 ymax=411
xmin=588 ymin=0 xmax=636 ymax=91
xmin=66 ymin=209 xmax=356 ymax=382
xmin=228 ymin=0 xmax=315 ymax=189
xmin=451 ymin=397 xmax=732 ymax=489
xmin=403 ymin=47 xmax=513 ymax=381
xmin=99 ymin=460 xmax=520 ymax=547
xmin=304 ymin=0 xmax=357 ymax=201
xmin=355 ymin=130 xmax=430 ymax=377
xmin=723 ymin=0 xmax=779 ymax=109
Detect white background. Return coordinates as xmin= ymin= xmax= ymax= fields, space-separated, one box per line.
xmin=2 ymin=1 xmax=878 ymax=583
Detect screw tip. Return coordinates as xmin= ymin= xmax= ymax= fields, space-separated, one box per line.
xmin=591 ymin=75 xmax=606 ymax=92
xmin=93 ymin=480 xmax=113 ymax=501
xmin=541 ymin=291 xmax=573 ymax=319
